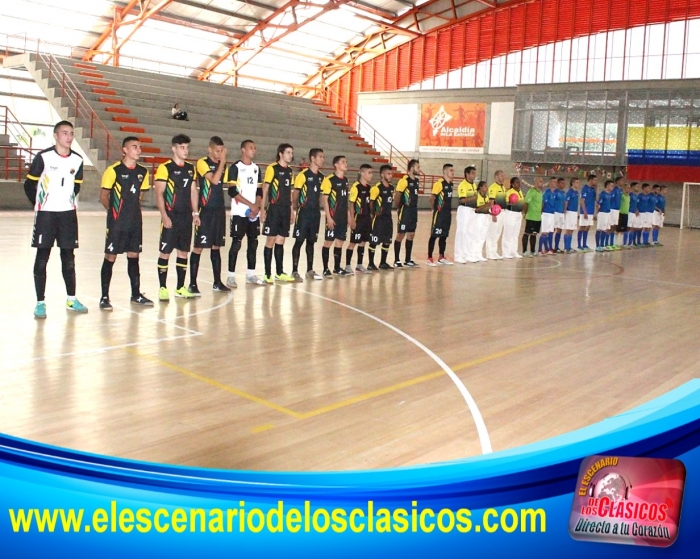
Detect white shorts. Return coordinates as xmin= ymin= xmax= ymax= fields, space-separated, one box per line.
xmin=554 ymin=212 xmax=565 ymax=230
xmin=564 ymin=211 xmax=578 ymax=231
xmin=628 ymin=213 xmax=639 ymax=229
xmin=597 ymin=211 xmax=610 ymax=231
xmin=642 ymin=212 xmax=653 ymax=228
xmin=579 ymin=214 xmax=594 ymax=227
xmin=610 ymin=209 xmax=620 ymax=226
xmin=541 ymin=213 xmax=555 ymax=233
xmin=652 ymin=211 xmax=665 ymax=228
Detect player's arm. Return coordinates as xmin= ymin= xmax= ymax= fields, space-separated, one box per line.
xmin=430 ymin=181 xmax=441 ymax=209
xmin=99 ymin=165 xmax=116 ymax=210
xmin=580 ymin=191 xmax=588 ymax=218
xmin=154 ymin=164 xmax=172 ymax=228
xmin=393 ymin=177 xmax=407 ymax=209
xmin=348 ymin=185 xmax=358 ymax=229
xmin=320 ymin=177 xmax=334 ymax=229
xmin=73 ymin=161 xmax=84 ymax=195
xmin=190 ymin=168 xmax=201 ymax=226
xmin=260 ymin=165 xmax=274 ymax=223
xmin=522 ymin=190 xmax=530 ymax=217
xmin=23 ymin=152 xmax=44 ymax=205
xmin=292 ymin=171 xmax=305 ymax=213
xmin=139 ymin=170 xmax=150 ymax=204
xmin=369 ymin=185 xmax=380 ymax=219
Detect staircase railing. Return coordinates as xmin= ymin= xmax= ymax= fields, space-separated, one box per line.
xmin=37 ymin=52 xmax=121 ymax=163
xmin=0 ymin=105 xmax=34 ymax=152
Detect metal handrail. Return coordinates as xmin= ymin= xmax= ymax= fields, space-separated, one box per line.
xmin=0 ymin=105 xmax=33 ymax=152
xmin=0 ymin=145 xmax=40 ymax=182
xmin=37 ymin=52 xmax=121 ymax=164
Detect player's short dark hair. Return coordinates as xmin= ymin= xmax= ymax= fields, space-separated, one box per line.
xmin=605 ymin=179 xmax=614 ymax=187
xmin=379 ymin=164 xmax=392 ymax=174
xmin=615 ymin=175 xmax=624 ymax=182
xmin=570 ymin=178 xmax=578 ymax=186
xmin=642 ymin=182 xmax=650 ymax=189
xmin=309 ymin=148 xmax=323 ymax=159
xmin=557 ymin=177 xmax=565 ymax=183
xmin=630 ymin=182 xmax=638 ymax=187
xmin=53 ymin=120 xmax=73 ymax=134
xmin=332 ymin=155 xmax=346 ymax=166
xmin=240 ymin=139 xmax=255 ymax=149
xmin=122 ymin=136 xmax=139 ymax=147
xmin=477 ymin=180 xmax=487 ymax=189
xmin=652 ymin=183 xmax=660 ymax=189
xmin=209 ymin=136 xmax=224 ymax=147
xmin=442 ymin=163 xmax=453 ymax=173
xmin=464 ymin=165 xmax=476 ymax=176
xmin=172 ymin=134 xmax=191 ymax=145
xmin=510 ymin=176 xmax=520 ymax=187
xmin=588 ymin=174 xmax=597 ymax=181
xmin=359 ymin=164 xmax=372 ymax=171
xmin=408 ymin=159 xmax=420 ymax=172
xmin=277 ymin=143 xmax=293 ymax=161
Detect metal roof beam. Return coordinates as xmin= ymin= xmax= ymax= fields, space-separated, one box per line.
xmin=173 ymin=0 xmax=261 ymax=24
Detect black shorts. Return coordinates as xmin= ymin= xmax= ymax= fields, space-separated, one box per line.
xmin=524 ymin=219 xmax=541 ymax=235
xmin=105 ymin=224 xmax=142 ymax=254
xmin=325 ymin=218 xmax=347 ymax=242
xmin=230 ymin=214 xmax=261 ymax=239
xmin=397 ymin=207 xmax=418 ymax=233
xmin=293 ymin=208 xmax=320 ymax=242
xmin=194 ymin=207 xmax=226 ymax=248
xmin=263 ymin=204 xmax=291 ymax=237
xmin=431 ymin=211 xmax=451 ymax=238
xmin=32 ymin=210 xmax=79 ymax=249
xmin=371 ymin=215 xmax=393 ymax=244
xmin=159 ymin=213 xmax=192 ymax=254
xmin=350 ymin=219 xmax=371 ymax=244
xmin=617 ymin=213 xmax=629 ymax=232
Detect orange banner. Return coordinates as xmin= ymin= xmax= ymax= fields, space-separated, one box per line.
xmin=419 ymin=103 xmax=486 ymax=153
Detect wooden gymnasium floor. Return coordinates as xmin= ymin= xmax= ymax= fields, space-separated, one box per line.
xmin=1 ymin=209 xmax=698 ymax=472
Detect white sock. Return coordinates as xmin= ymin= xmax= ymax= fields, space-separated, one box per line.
xmin=67 ymin=295 xmax=76 ymax=302
xmin=246 ymin=269 xmax=255 ymax=278
xmin=228 ymin=271 xmax=235 ymax=278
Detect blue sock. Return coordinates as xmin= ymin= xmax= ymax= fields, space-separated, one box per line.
xmin=539 ymin=236 xmax=545 ymax=252
xmin=623 ymin=231 xmax=629 ymax=245
xmin=636 ymin=230 xmax=642 ymax=244
xmin=652 ymin=229 xmax=659 ymax=242
xmin=555 ymin=232 xmax=561 ymax=250
xmin=595 ymin=231 xmax=602 ymax=247
xmin=577 ymin=230 xmax=583 ymax=248
xmin=605 ymin=232 xmax=611 ymax=247
xmin=565 ymin=234 xmax=571 ymax=250
xmin=643 ymin=231 xmax=650 ymax=244
xmin=549 ymin=233 xmax=555 ymax=251
xmin=584 ymin=231 xmax=589 ymax=248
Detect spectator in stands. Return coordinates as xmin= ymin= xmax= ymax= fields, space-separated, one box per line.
xmin=172 ymin=103 xmax=188 ymax=121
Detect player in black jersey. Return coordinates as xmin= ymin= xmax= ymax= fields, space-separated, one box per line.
xmin=346 ymin=164 xmax=373 ymax=274
xmin=98 ymin=136 xmax=153 ymax=310
xmin=291 ymin=148 xmax=324 ymax=281
xmin=154 ymin=134 xmax=199 ymax=300
xmin=321 ymin=155 xmax=350 ymax=277
xmin=426 ymin=163 xmax=455 ymax=266
xmin=260 ymin=143 xmax=295 ymax=283
xmin=188 ymin=136 xmax=231 ymax=295
xmin=368 ymin=165 xmax=395 ymax=271
xmin=393 ymin=158 xmax=421 ymax=268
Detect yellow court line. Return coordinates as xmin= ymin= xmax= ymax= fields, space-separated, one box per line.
xmin=251 ymin=424 xmax=275 ymax=433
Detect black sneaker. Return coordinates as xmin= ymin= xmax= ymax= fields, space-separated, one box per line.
xmin=367 ymin=263 xmax=379 ymax=271
xmin=393 ymin=261 xmax=404 ymax=269
xmin=336 ymin=268 xmax=350 ymax=277
xmin=187 ymin=284 xmax=202 ymax=297
xmin=131 ymin=294 xmax=154 ymax=307
xmin=99 ymin=296 xmax=113 ymax=311
xmin=212 ymin=282 xmax=232 ymax=293
xmin=379 ymin=262 xmax=391 ymax=270
xmin=322 ymin=269 xmax=333 ymax=278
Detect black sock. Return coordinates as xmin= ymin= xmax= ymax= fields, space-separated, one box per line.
xmin=428 ymin=236 xmax=436 ymax=258
xmin=346 ymin=248 xmax=354 ymax=267
xmin=306 ymin=241 xmax=315 ymax=272
xmin=380 ymin=243 xmax=389 ymax=265
xmin=368 ymin=243 xmax=376 ymax=265
xmin=189 ymin=252 xmax=201 ymax=287
xmin=176 ymin=257 xmax=187 ymax=289
xmin=522 ymin=234 xmax=528 ymax=253
xmin=101 ymin=258 xmax=114 ymax=298
xmin=264 ymin=246 xmax=273 ymax=277
xmin=438 ymin=237 xmax=447 ymax=258
xmin=274 ymin=243 xmax=284 ymax=275
xmin=60 ymin=249 xmax=76 ymax=297
xmin=228 ymin=239 xmax=241 ymax=273
xmin=247 ymin=235 xmax=258 ymax=270
xmin=33 ymin=248 xmax=51 ymax=301
xmin=292 ymin=239 xmax=303 ymax=273
xmin=157 ymin=257 xmax=169 ymax=288
xmin=394 ymin=240 xmax=401 ymax=262
xmin=127 ymin=256 xmax=140 ymax=298
xmin=357 ymin=246 xmax=365 ymax=265
xmin=210 ymin=249 xmax=221 ymax=284
xmin=530 ymin=235 xmax=536 ymax=253
xmin=322 ymin=246 xmax=330 ymax=271
xmin=405 ymin=239 xmax=413 ymax=262
xmin=333 ymin=247 xmax=342 ymax=271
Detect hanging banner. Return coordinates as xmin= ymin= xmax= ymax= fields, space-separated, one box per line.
xmin=419 ymin=102 xmax=486 ymax=154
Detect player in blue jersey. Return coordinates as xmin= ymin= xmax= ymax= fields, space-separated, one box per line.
xmin=539 ymin=177 xmax=556 ymax=255
xmin=610 ymin=176 xmax=623 ymax=249
xmin=652 ymin=185 xmax=666 ymax=246
xmin=595 ymin=180 xmax=613 ymax=252
xmin=626 ymin=182 xmax=641 ymax=248
xmin=553 ymin=178 xmax=567 ymax=252
xmin=563 ymin=178 xmax=580 ymax=253
xmin=639 ymin=183 xmax=653 ymax=246
xmin=578 ymin=175 xmax=597 ymax=251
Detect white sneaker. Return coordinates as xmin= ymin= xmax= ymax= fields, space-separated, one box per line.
xmin=454 ymin=259 xmax=467 ymax=264
xmin=503 ymin=255 xmax=514 ymax=259
xmin=355 ymin=264 xmax=369 ymax=274
xmin=343 ymin=265 xmax=355 ymax=275
xmin=513 ymin=253 xmax=523 ymax=259
xmin=246 ymin=275 xmax=266 ymax=285
xmin=466 ymin=258 xmax=479 ymax=263
xmin=306 ymin=270 xmax=323 ymax=280
xmin=226 ymin=276 xmax=237 ymax=288
xmin=437 ymin=258 xmax=453 ymax=265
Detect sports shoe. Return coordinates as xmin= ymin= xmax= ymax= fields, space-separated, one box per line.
xmin=306 ymin=270 xmax=323 ymax=281
xmin=393 ymin=261 xmax=404 ymax=268
xmin=246 ymin=275 xmax=266 ymax=285
xmin=367 ymin=263 xmax=379 ymax=271
xmin=99 ymin=296 xmax=113 ymax=311
xmin=131 ymin=294 xmax=154 ymax=306
xmin=187 ymin=284 xmax=202 ymax=297
xmin=404 ymin=260 xmax=418 ymax=267
xmin=292 ymin=271 xmax=304 ymax=282
xmin=378 ymin=262 xmax=391 ymax=270
xmin=438 ymin=257 xmax=453 ymax=265
xmin=503 ymin=254 xmax=514 ymax=259
xmin=336 ymin=268 xmax=351 ymax=276
xmin=226 ymin=276 xmax=238 ymax=289
xmin=596 ymin=247 xmax=604 ymax=252
xmin=212 ymin=282 xmax=232 ymax=292
xmin=355 ymin=265 xmax=370 ymax=274
xmin=275 ymin=272 xmax=295 ymax=282
xmin=514 ymin=253 xmax=523 ymax=259
xmin=263 ymin=275 xmax=274 ymax=285
xmin=34 ymin=302 xmax=46 ymax=320
xmin=159 ymin=287 xmax=170 ymax=301
xmin=66 ymin=299 xmax=88 ymax=313
xmin=426 ymin=258 xmax=437 ymax=267
xmin=175 ymin=287 xmax=196 ymax=298
xmin=555 ymin=249 xmax=564 ymax=254
xmin=322 ymin=269 xmax=333 ymax=278
xmin=546 ymin=250 xmax=555 ymax=255
xmin=523 ymin=251 xmax=531 ymax=257
xmin=343 ymin=266 xmax=355 ymax=275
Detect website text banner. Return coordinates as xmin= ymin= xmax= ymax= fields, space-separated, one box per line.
xmin=1 ymin=380 xmax=700 ymax=558
xmin=419 ymin=103 xmax=486 ymax=154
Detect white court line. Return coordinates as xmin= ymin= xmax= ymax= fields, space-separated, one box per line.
xmin=291 ymin=286 xmax=492 ymax=455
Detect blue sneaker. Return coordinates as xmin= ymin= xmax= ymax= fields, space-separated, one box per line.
xmin=66 ymin=299 xmax=88 ymax=313
xmin=34 ymin=302 xmax=46 ymax=320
